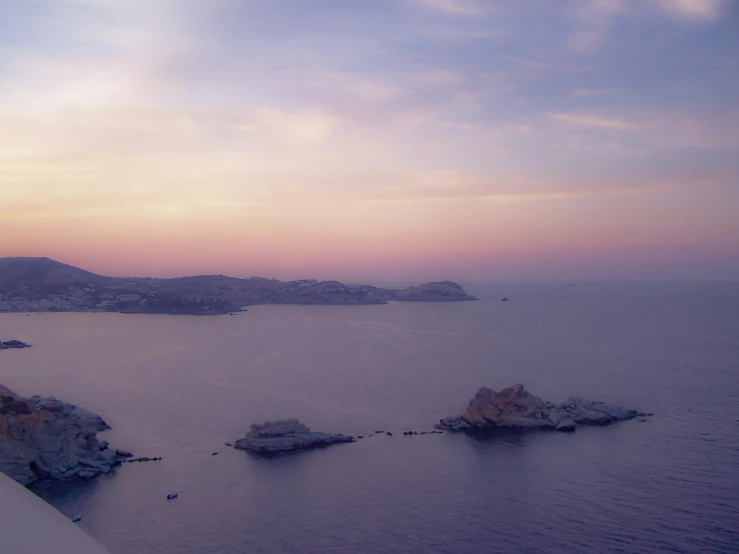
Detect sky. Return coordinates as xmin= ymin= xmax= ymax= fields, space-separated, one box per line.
xmin=0 ymin=0 xmax=737 ymax=282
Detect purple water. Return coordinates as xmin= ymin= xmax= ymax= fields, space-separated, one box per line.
xmin=1 ymin=283 xmax=738 ymax=553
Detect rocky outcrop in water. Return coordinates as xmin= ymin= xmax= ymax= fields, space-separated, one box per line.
xmin=0 ymin=385 xmax=125 ymax=485
xmin=435 ymin=384 xmax=645 ymax=432
xmin=389 ymin=281 xmax=477 ymax=302
xmin=0 ymin=340 xmax=31 ymax=350
xmin=233 ymin=419 xmax=354 ymax=454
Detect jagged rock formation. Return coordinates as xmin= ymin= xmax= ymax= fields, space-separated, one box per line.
xmin=0 ymin=257 xmax=476 ymax=314
xmin=0 ymin=340 xmax=31 ymax=350
xmin=436 ymin=384 xmax=645 ymax=432
xmin=0 ymin=385 xmax=125 ymax=485
xmin=233 ymin=419 xmax=354 ymax=454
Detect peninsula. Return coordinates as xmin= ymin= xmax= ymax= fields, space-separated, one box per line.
xmin=0 ymin=257 xmax=476 ymax=315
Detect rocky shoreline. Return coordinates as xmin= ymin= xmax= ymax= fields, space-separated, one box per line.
xmin=0 ymin=385 xmax=127 ymax=485
xmin=1 ymin=382 xmax=648 ymax=486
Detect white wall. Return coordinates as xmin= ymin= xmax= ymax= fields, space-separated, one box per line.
xmin=0 ymin=472 xmax=110 ymax=554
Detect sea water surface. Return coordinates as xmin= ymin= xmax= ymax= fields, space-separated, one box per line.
xmin=1 ymin=283 xmax=738 ymax=554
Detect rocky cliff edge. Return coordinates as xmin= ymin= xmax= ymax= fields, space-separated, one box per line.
xmin=0 ymin=385 xmax=125 ymax=485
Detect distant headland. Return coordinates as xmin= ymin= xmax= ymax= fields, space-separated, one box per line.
xmin=0 ymin=257 xmax=476 ymax=315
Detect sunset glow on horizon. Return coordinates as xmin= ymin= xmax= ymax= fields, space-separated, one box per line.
xmin=1 ymin=0 xmax=738 ymax=281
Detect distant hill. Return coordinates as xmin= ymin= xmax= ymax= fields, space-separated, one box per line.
xmin=0 ymin=257 xmax=111 ymax=287
xmin=0 ymin=258 xmax=476 ymax=315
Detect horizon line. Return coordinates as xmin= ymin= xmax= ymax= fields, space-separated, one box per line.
xmin=1 ymin=256 xmax=737 ymax=286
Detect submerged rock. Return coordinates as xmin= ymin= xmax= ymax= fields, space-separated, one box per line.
xmin=555 ymin=419 xmax=576 ymax=432
xmin=0 ymin=384 xmax=126 ymax=486
xmin=233 ymin=419 xmax=354 ymax=455
xmin=435 ymin=384 xmax=645 ymax=433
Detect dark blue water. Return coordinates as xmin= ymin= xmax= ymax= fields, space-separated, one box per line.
xmin=1 ymin=283 xmax=738 ymax=553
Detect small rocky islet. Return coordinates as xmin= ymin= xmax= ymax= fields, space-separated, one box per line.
xmin=435 ymin=384 xmax=647 ymax=432
xmin=233 ymin=419 xmax=354 ymax=454
xmin=0 ymin=382 xmax=647 ymax=486
xmin=0 ymin=340 xmax=31 ymax=350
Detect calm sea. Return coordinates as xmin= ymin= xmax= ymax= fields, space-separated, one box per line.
xmin=1 ymin=283 xmax=738 ymax=554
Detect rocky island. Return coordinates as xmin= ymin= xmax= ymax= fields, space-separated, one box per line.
xmin=0 ymin=257 xmax=476 ymax=315
xmin=0 ymin=385 xmax=127 ymax=485
xmin=436 ymin=384 xmax=646 ymax=433
xmin=233 ymin=419 xmax=354 ymax=454
xmin=0 ymin=340 xmax=31 ymax=350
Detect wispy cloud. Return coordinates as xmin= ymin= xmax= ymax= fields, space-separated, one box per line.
xmin=572 ymin=88 xmax=621 ymax=97
xmin=567 ymin=0 xmax=726 ymax=53
xmin=551 ymin=112 xmax=639 ymax=130
xmin=353 ymin=170 xmax=685 ymax=205
xmin=652 ymin=0 xmax=727 ymax=20
xmin=312 ymin=73 xmax=410 ymax=101
xmin=237 ymin=108 xmax=342 ymax=144
xmin=504 ymin=56 xmax=554 ymax=69
xmin=420 ymin=27 xmax=504 ymax=40
xmin=402 ymin=0 xmax=484 ymax=16
xmin=502 ymin=56 xmax=589 ymax=77
xmin=568 ymin=0 xmax=624 ymax=53
xmin=413 ymin=70 xmax=463 ymax=86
